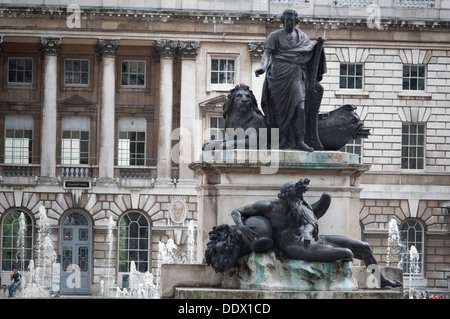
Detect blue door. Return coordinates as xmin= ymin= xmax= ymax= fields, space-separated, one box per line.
xmin=60 ymin=211 xmax=91 ymax=294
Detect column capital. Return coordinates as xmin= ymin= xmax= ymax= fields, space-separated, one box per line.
xmin=96 ymin=38 xmax=120 ymax=58
xmin=155 ymin=39 xmax=178 ymax=59
xmin=248 ymin=42 xmax=265 ymax=62
xmin=178 ymin=41 xmax=200 ymax=60
xmin=40 ymin=37 xmax=62 ymax=56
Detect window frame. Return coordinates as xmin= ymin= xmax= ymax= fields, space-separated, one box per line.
xmin=339 ymin=63 xmax=364 ymax=90
xmin=7 ymin=57 xmax=33 ymax=87
xmin=120 ymin=60 xmax=147 ymax=89
xmin=402 ymin=64 xmax=426 ymax=91
xmin=400 ymin=219 xmax=425 ymax=277
xmin=206 ymin=53 xmax=240 ymax=92
xmin=117 ymin=117 xmax=147 ymax=167
xmin=401 ymin=122 xmax=426 ymax=170
xmin=61 ymin=117 xmax=90 ymax=165
xmin=1 ymin=210 xmax=34 ymax=272
xmin=4 ymin=115 xmax=34 ymax=164
xmin=64 ymin=58 xmax=90 ymax=87
xmin=118 ymin=212 xmax=150 ymax=273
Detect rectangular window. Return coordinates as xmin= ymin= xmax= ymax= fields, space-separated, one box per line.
xmin=4 ymin=115 xmax=33 ymax=164
xmin=121 ymin=60 xmax=146 ymax=87
xmin=402 ymin=65 xmax=425 ymax=91
xmin=209 ymin=117 xmax=226 ymax=141
xmin=118 ymin=118 xmax=146 ymax=166
xmin=64 ymin=59 xmax=89 ymax=86
xmin=339 ymin=63 xmax=363 ymax=89
xmin=8 ymin=57 xmax=33 ymax=85
xmin=210 ymin=58 xmax=235 ymax=85
xmin=61 ymin=117 xmax=90 ymax=165
xmin=340 ymin=137 xmax=363 ymax=163
xmin=401 ymin=123 xmax=425 ymax=170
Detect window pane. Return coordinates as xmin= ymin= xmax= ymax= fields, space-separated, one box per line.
xmin=355 ymin=64 xmax=363 ymax=76
xmin=121 ymin=60 xmax=146 ymax=87
xmin=211 ymin=72 xmax=218 ymax=84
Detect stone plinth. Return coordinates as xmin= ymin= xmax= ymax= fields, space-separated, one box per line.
xmin=223 ymin=252 xmax=357 ymax=292
xmin=160 ymin=261 xmax=403 ymax=299
xmin=189 ymin=150 xmax=371 ymax=263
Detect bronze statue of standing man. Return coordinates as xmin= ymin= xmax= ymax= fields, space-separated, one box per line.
xmin=256 ymin=9 xmax=327 ymax=151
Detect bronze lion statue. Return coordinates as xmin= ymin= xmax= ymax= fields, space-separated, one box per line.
xmin=202 ymin=84 xmax=268 ymax=151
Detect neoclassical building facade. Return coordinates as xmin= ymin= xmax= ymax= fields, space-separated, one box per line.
xmin=0 ymin=0 xmax=449 ymax=296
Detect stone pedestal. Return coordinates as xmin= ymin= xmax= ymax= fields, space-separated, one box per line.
xmin=189 ymin=150 xmax=371 ymax=263
xmin=160 ymin=260 xmax=403 ymax=299
xmin=223 ymin=252 xmax=357 ymax=292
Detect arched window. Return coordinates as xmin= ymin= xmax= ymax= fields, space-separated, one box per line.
xmin=400 ymin=219 xmax=425 ymax=276
xmin=118 ymin=212 xmax=149 ymax=273
xmin=1 ymin=210 xmax=33 ymax=271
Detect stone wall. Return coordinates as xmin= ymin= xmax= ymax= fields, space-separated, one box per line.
xmin=360 ymin=198 xmax=450 ymax=290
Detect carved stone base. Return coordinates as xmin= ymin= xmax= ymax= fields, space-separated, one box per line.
xmin=222 ymin=252 xmax=357 ymax=291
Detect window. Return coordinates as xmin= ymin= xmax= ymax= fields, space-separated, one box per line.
xmin=118 ymin=118 xmax=146 ymax=166
xmin=340 ymin=137 xmax=363 ymax=163
xmin=211 ymin=58 xmax=235 ymax=85
xmin=400 ymin=219 xmax=424 ymax=276
xmin=1 ymin=210 xmax=33 ymax=271
xmin=61 ymin=117 xmax=90 ymax=165
xmin=64 ymin=59 xmax=89 ymax=86
xmin=118 ymin=212 xmax=149 ymax=273
xmin=8 ymin=57 xmax=33 ymax=85
xmin=339 ymin=63 xmax=363 ymax=89
xmin=402 ymin=65 xmax=425 ymax=91
xmin=4 ymin=115 xmax=33 ymax=164
xmin=209 ymin=117 xmax=226 ymax=141
xmin=121 ymin=60 xmax=146 ymax=87
xmin=401 ymin=123 xmax=425 ymax=170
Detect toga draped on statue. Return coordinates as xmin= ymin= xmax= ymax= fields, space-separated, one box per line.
xmin=261 ymin=28 xmax=327 ymax=149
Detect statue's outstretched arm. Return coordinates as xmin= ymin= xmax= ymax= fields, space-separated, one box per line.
xmin=311 ymin=192 xmax=331 ymax=220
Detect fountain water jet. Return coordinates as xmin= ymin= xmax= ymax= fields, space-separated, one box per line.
xmin=103 ymin=216 xmax=116 ymax=298
xmin=408 ymin=245 xmax=420 ymax=298
xmin=27 ymin=206 xmax=57 ymax=297
xmin=386 ymin=219 xmax=404 ymax=267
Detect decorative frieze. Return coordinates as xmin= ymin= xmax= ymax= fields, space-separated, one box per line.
xmin=39 ymin=37 xmax=62 ymax=55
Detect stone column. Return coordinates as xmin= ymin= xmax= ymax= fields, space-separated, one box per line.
xmin=97 ymin=39 xmax=120 ymax=185
xmin=39 ymin=37 xmax=61 ymax=183
xmin=155 ymin=40 xmax=177 ymax=185
xmin=178 ymin=41 xmax=200 ymax=184
xmin=248 ymin=42 xmax=265 ymax=108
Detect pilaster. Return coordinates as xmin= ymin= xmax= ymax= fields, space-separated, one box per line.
xmin=155 ymin=40 xmax=177 ymax=185
xmin=39 ymin=37 xmax=61 ymax=184
xmin=97 ymin=39 xmax=120 ymax=185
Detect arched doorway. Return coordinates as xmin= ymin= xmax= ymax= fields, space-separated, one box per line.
xmin=60 ymin=211 xmax=91 ymax=294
